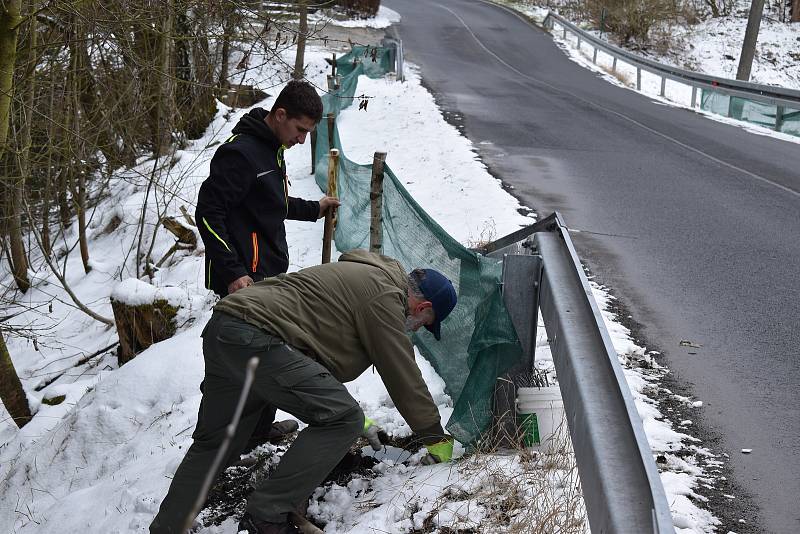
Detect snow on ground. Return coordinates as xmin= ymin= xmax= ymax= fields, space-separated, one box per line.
xmin=1 ymin=11 xmax=719 ymax=534
xmin=310 ymin=5 xmax=401 ymax=29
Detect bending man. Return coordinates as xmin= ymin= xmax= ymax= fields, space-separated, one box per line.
xmin=150 ymin=250 xmax=458 ymax=534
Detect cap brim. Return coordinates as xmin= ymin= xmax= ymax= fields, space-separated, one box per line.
xmin=424 ymin=321 xmax=442 ymax=341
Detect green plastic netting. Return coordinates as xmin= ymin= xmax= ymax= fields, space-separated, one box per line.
xmin=701 ymin=89 xmax=800 ymax=137
xmin=312 ymin=46 xmax=523 ymax=445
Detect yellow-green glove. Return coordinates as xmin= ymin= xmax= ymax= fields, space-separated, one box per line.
xmin=362 ymin=417 xmax=384 ymax=451
xmin=421 ymin=437 xmax=454 ymax=464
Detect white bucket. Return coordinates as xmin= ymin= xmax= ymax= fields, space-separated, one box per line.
xmin=516 ymin=386 xmax=567 ymax=452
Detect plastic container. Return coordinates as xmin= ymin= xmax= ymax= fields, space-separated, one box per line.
xmin=516 ymin=386 xmax=566 ymax=452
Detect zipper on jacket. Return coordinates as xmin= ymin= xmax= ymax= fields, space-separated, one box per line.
xmin=251 ymin=232 xmax=259 ymax=273
xmin=278 ymin=145 xmax=289 ymax=215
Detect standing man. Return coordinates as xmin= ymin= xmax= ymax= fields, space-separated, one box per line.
xmin=150 ymin=250 xmax=458 ymax=534
xmin=196 ymin=79 xmax=339 ymax=297
xmin=196 ymin=80 xmax=339 ymax=450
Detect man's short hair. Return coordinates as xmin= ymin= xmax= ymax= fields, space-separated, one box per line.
xmin=271 ymin=80 xmax=323 ymax=123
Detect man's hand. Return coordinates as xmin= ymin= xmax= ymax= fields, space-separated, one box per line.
xmin=318 ymin=196 xmax=341 ymax=219
xmin=228 ymin=275 xmax=254 ymax=295
xmin=362 ymin=417 xmax=387 ymax=451
xmin=420 ymin=436 xmax=454 ymax=465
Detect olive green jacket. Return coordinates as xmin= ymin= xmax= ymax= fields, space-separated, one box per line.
xmin=214 ymin=249 xmax=446 ymax=441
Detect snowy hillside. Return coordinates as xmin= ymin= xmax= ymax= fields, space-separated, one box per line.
xmin=1 ymin=7 xmax=720 ymax=534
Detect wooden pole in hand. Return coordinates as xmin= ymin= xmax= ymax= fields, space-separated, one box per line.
xmin=322 ymin=149 xmax=339 ymax=264
xmin=369 ymin=152 xmax=387 ymax=254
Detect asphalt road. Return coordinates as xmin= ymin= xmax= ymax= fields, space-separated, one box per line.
xmin=384 ymin=1 xmax=800 ymax=532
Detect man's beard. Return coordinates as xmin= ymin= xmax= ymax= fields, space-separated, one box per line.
xmin=405 ymin=315 xmax=424 ymax=332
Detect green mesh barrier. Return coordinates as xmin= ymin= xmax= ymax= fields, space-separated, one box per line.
xmin=779 ymin=108 xmax=800 ymax=136
xmin=313 ymin=47 xmax=523 ymax=445
xmin=701 ymin=89 xmax=800 ymax=138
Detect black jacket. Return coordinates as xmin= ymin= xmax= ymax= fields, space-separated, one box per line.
xmin=196 ymin=108 xmax=319 ymax=296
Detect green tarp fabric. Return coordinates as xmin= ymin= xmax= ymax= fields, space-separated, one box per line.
xmin=311 ymin=46 xmax=523 ymax=445
xmin=701 ymin=89 xmax=800 ymax=137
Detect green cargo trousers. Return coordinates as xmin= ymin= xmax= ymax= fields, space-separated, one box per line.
xmin=150 ymin=311 xmax=364 ymax=533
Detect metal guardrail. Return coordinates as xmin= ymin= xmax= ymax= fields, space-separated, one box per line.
xmin=486 ymin=212 xmax=675 ymax=534
xmin=543 ymin=11 xmax=800 ymax=128
xmin=382 ymin=31 xmax=405 ymax=82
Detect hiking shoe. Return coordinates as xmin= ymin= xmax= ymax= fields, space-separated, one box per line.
xmin=242 ymin=419 xmax=300 ymax=454
xmin=238 ymin=512 xmax=297 ymax=534
xmin=268 ymin=419 xmax=300 ymax=441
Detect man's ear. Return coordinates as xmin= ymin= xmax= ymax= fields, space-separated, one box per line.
xmin=416 ymin=301 xmax=433 ymax=314
xmin=273 ymin=107 xmax=287 ymax=122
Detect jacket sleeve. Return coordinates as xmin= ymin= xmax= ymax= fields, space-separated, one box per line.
xmin=286 ymin=196 xmax=320 ymax=221
xmin=355 ymin=291 xmax=446 ymax=444
xmin=196 ymin=148 xmax=253 ymax=286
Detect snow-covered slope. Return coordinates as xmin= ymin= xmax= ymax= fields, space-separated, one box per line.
xmin=1 ymin=8 xmax=719 ymax=533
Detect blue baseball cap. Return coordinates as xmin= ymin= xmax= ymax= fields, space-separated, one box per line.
xmin=419 ymin=269 xmax=457 ymax=341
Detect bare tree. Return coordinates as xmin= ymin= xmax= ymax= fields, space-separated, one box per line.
xmin=737 ymin=0 xmax=765 ymax=81
xmin=0 ymin=333 xmax=32 ymax=428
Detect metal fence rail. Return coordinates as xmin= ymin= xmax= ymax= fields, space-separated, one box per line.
xmin=486 ymin=213 xmax=675 ymax=534
xmin=543 ymin=11 xmax=800 ymax=117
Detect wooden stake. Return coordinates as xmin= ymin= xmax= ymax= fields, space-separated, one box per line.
xmin=310 ymin=129 xmax=317 ymax=174
xmin=327 ymin=112 xmax=335 ymax=151
xmin=369 ymin=152 xmax=387 ymax=254
xmin=321 ymin=149 xmax=339 ymax=264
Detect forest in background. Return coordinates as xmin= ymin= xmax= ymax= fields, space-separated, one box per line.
xmin=0 ymin=0 xmax=381 ymax=430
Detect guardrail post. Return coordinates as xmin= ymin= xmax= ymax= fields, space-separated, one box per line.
xmin=691 ymin=86 xmax=698 ymax=108
xmin=636 ymin=67 xmax=641 ymax=90
xmin=727 ymin=95 xmax=734 ymax=117
xmin=660 ymin=76 xmax=666 ymax=97
xmin=775 ymin=105 xmax=785 ymax=132
xmin=480 ymin=213 xmax=677 ymax=534
xmin=592 ymin=46 xmax=598 ymax=64
xmin=577 ymin=35 xmax=582 ymax=50
xmin=612 ymin=56 xmax=617 ymax=73
xmin=563 ymin=25 xmax=567 ymax=39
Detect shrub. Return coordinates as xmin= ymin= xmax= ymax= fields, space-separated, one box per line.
xmin=335 ymin=0 xmax=381 ymax=19
xmin=584 ymin=0 xmax=685 ymax=43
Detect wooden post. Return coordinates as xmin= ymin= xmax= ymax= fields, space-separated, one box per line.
xmin=331 ymin=52 xmax=337 ymax=77
xmin=326 ymin=74 xmax=341 ymax=92
xmin=321 ymin=149 xmax=339 ymax=264
xmin=369 ymin=152 xmax=387 ymax=254
xmin=310 ymin=129 xmax=317 ymax=174
xmin=327 ymin=112 xmax=335 ymax=151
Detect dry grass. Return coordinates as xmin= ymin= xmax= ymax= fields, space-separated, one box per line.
xmin=599 ymin=64 xmax=635 ymax=87
xmin=416 ymin=412 xmax=588 ymax=533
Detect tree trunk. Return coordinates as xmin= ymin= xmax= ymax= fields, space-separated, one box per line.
xmin=792 ymin=0 xmax=800 ymax=22
xmin=293 ymin=0 xmax=308 ymax=79
xmin=8 ymin=181 xmax=29 ymax=290
xmin=736 ymin=0 xmax=765 ymax=81
xmin=0 ymin=0 xmax=21 ymax=150
xmin=69 ymin=39 xmax=91 ymax=274
xmin=0 ymin=1 xmax=28 ymax=292
xmin=57 ymin=168 xmax=71 ymax=230
xmin=153 ymin=0 xmax=175 ymax=153
xmin=8 ymin=1 xmax=39 ymax=293
xmin=0 ymin=333 xmax=32 ymax=428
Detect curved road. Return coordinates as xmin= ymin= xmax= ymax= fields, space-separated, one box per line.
xmin=384 ymin=1 xmax=800 ymax=532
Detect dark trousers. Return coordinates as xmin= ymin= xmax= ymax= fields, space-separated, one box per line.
xmin=150 ymin=311 xmax=363 ymax=533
